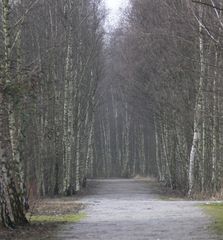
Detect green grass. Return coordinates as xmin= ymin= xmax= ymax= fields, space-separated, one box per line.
xmin=202 ymin=202 xmax=223 ymax=234
xmin=29 ymin=212 xmax=86 ymax=223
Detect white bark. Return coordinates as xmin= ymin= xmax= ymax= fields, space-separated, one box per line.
xmin=0 ymin=93 xmax=14 ymax=227
xmin=212 ymin=50 xmax=218 ymax=193
xmin=63 ymin=26 xmax=73 ymax=194
xmin=162 ymin=123 xmax=172 ymax=188
xmin=75 ymin=103 xmax=81 ymax=192
xmin=154 ymin=118 xmax=164 ymax=182
xmin=188 ymin=4 xmax=205 ymax=196
xmin=122 ymin=103 xmax=130 ymax=177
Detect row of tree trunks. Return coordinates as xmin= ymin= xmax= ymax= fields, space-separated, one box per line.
xmin=0 ymin=0 xmax=28 ymax=228
xmin=0 ymin=0 xmax=105 ymax=227
xmin=96 ymin=0 xmax=223 ymax=196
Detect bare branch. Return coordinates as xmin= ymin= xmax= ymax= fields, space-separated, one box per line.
xmin=192 ymin=0 xmax=223 ymax=11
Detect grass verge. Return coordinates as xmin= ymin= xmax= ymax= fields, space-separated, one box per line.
xmin=30 ymin=212 xmax=86 ymax=223
xmin=202 ymin=202 xmax=223 ymax=234
xmin=0 ymin=198 xmax=85 ymax=240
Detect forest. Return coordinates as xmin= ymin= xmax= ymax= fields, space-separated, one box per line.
xmin=1 ymin=0 xmax=223 ymax=237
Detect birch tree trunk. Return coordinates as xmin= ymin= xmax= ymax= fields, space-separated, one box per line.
xmin=162 ymin=123 xmax=172 ymax=188
xmin=63 ymin=21 xmax=73 ymax=194
xmin=0 ymin=88 xmax=15 ymax=228
xmin=154 ymin=118 xmax=164 ymax=182
xmin=122 ymin=103 xmax=130 ymax=177
xmin=212 ymin=50 xmax=219 ymax=194
xmin=0 ymin=0 xmax=28 ymax=227
xmin=188 ymin=4 xmax=205 ymax=196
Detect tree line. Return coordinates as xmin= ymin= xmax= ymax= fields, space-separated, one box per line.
xmin=0 ymin=0 xmax=104 ymax=228
xmin=97 ymin=0 xmax=223 ymax=197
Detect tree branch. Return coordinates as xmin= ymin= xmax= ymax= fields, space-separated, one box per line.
xmin=192 ymin=0 xmax=223 ymax=11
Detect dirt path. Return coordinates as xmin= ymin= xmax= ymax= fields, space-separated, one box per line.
xmin=55 ymin=179 xmax=220 ymax=240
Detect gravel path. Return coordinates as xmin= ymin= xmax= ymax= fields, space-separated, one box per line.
xmin=55 ymin=179 xmax=220 ymax=240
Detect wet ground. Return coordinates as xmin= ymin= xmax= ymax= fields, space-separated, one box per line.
xmin=55 ymin=179 xmax=220 ymax=240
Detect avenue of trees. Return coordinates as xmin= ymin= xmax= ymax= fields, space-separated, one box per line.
xmin=2 ymin=0 xmax=223 ymax=230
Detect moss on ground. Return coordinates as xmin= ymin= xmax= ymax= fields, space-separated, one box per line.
xmin=202 ymin=202 xmax=223 ymax=234
xmin=29 ymin=212 xmax=86 ymax=223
